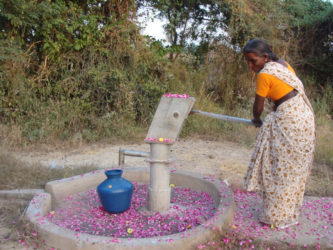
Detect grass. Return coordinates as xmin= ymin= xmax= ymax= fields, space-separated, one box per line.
xmin=0 ymin=201 xmax=48 ymax=249
xmin=314 ymin=115 xmax=333 ymax=166
xmin=0 ymin=150 xmax=98 ymax=190
xmin=0 ymin=150 xmax=99 ymax=249
xmin=305 ymin=163 xmax=333 ymax=197
xmin=0 ymin=120 xmax=148 ymax=150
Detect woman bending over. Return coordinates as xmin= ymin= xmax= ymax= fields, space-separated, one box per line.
xmin=243 ymin=39 xmax=315 ymax=229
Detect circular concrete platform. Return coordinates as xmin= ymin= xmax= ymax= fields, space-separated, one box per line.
xmin=25 ymin=167 xmax=234 ymax=250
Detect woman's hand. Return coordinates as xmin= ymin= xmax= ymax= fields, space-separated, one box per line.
xmin=252 ymin=118 xmax=263 ymax=127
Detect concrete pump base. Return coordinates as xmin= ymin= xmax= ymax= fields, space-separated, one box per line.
xmin=26 ymin=167 xmax=234 ymax=250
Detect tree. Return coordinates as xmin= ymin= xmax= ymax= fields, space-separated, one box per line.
xmin=138 ymin=0 xmax=231 ymax=60
xmin=0 ymin=0 xmax=167 ymax=128
xmin=283 ymin=0 xmax=333 ymax=87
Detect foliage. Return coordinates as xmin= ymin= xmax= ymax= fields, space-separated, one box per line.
xmin=138 ymin=0 xmax=231 ymax=60
xmin=283 ymin=0 xmax=333 ymax=114
xmin=0 ymin=0 xmax=332 ymax=155
xmin=187 ymin=0 xmax=333 ymax=113
xmin=0 ymin=0 xmax=172 ymax=142
xmin=294 ymin=9 xmax=333 ymax=93
xmin=283 ymin=0 xmax=332 ymax=27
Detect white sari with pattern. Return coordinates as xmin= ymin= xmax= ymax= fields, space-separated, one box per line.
xmin=244 ymin=62 xmax=316 ymax=228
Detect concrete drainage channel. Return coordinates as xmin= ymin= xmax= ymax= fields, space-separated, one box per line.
xmin=24 ymin=167 xmax=234 ymax=250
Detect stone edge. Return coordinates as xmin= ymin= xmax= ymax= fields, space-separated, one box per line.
xmin=25 ymin=167 xmax=235 ymax=250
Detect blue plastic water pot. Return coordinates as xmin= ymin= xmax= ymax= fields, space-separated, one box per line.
xmin=97 ymin=169 xmax=133 ymax=213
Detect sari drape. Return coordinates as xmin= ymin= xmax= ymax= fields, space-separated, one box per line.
xmin=244 ymin=62 xmax=315 ymax=228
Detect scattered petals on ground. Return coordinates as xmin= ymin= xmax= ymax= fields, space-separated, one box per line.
xmin=232 ymin=189 xmax=333 ymax=247
xmin=45 ymin=183 xmax=216 ymax=238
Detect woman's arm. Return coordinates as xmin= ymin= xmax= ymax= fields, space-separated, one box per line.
xmin=252 ymin=94 xmax=265 ymax=127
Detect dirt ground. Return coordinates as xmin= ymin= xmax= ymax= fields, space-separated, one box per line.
xmin=7 ymin=137 xmax=332 ymax=195
xmin=12 ymin=138 xmax=253 ymax=189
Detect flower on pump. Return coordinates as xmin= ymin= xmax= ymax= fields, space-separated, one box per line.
xmin=127 ymin=228 xmax=133 ymax=234
xmin=170 ymin=184 xmax=175 ymax=188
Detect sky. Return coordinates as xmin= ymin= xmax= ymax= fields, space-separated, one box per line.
xmin=141 ymin=18 xmax=167 ymax=41
xmin=137 ymin=7 xmax=167 ymax=41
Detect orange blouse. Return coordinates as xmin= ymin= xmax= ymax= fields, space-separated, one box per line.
xmin=256 ymin=63 xmax=296 ymax=101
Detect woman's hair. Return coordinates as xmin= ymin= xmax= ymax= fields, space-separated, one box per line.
xmin=242 ymin=39 xmax=279 ymax=61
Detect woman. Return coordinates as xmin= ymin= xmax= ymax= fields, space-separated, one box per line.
xmin=243 ymin=39 xmax=315 ymax=229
